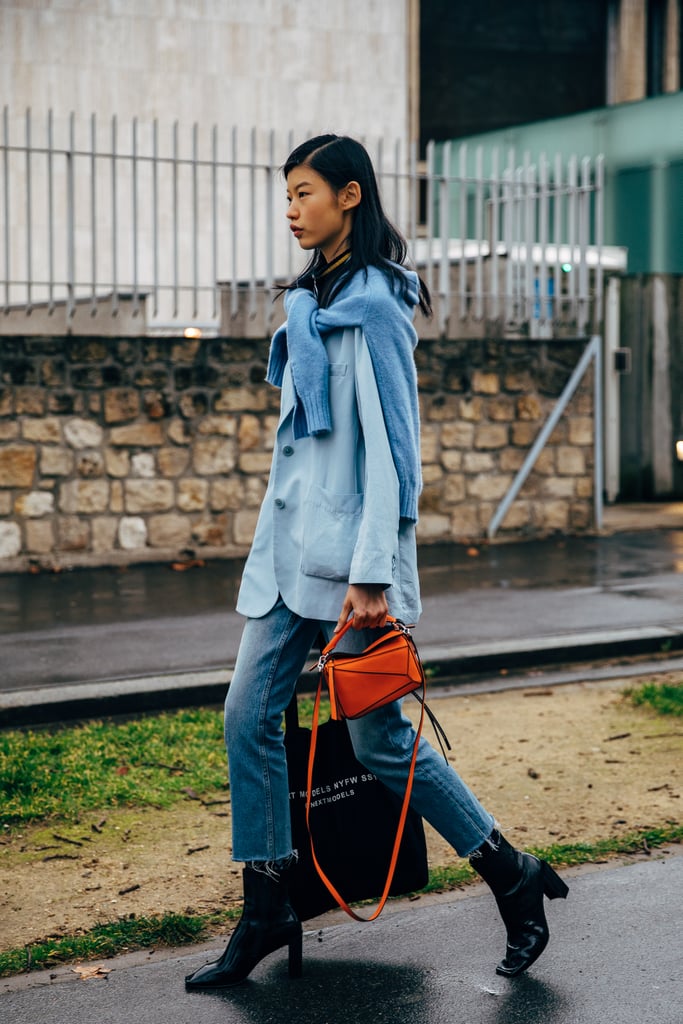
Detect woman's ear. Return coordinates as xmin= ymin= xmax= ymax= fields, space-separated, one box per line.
xmin=340 ymin=181 xmax=361 ymax=210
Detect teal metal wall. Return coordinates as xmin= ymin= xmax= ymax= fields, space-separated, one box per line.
xmin=437 ymin=92 xmax=683 ymax=274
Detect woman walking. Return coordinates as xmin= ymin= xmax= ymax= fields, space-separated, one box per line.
xmin=185 ymin=134 xmax=568 ymax=990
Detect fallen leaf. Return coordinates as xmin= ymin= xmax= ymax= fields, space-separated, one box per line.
xmin=72 ymin=964 xmax=112 ymax=980
xmin=115 ymin=765 xmax=130 ymax=776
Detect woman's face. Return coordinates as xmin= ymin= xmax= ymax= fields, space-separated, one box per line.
xmin=286 ymin=165 xmax=356 ymax=262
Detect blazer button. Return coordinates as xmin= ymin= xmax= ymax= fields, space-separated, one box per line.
xmin=282 ymin=444 xmax=294 ymax=456
xmin=274 ymin=498 xmax=285 ymax=509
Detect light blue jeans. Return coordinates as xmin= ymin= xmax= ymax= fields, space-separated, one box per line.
xmin=224 ymin=597 xmax=495 ymax=863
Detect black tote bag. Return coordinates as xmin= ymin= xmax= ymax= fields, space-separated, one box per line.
xmin=284 ymin=697 xmax=429 ymax=921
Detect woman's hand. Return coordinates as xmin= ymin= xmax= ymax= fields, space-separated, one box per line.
xmin=334 ymin=584 xmax=389 ymax=632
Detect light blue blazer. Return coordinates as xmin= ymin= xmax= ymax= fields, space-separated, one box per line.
xmin=236 ymin=326 xmax=422 ymax=624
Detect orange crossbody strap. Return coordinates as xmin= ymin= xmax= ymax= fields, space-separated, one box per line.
xmin=305 ymin=668 xmax=426 ymax=922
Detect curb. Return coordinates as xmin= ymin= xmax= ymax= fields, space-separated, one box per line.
xmin=3 ymin=622 xmax=683 ymax=727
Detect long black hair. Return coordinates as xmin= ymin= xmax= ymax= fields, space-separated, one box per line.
xmin=283 ymin=134 xmax=432 ymax=317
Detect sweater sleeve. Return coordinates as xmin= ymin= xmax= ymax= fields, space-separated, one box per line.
xmin=348 ymin=328 xmax=400 ymax=587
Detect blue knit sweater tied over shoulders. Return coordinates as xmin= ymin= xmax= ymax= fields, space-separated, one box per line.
xmin=266 ymin=264 xmax=422 ymax=522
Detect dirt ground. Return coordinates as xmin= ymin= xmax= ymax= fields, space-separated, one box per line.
xmin=1 ymin=675 xmax=681 ymax=952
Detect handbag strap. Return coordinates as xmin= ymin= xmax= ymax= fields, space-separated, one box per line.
xmin=305 ymin=668 xmax=426 ymax=922
xmin=318 ymin=614 xmax=401 ymax=661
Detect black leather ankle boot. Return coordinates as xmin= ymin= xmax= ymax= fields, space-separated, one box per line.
xmin=184 ymin=863 xmax=302 ymax=989
xmin=470 ymin=830 xmax=568 ymax=978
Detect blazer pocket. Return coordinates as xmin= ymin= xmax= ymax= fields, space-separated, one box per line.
xmin=301 ymin=483 xmax=363 ymax=581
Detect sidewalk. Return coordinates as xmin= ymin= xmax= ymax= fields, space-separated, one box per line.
xmin=2 ymin=526 xmax=683 ymax=725
xmin=2 ymin=850 xmax=682 ymax=1024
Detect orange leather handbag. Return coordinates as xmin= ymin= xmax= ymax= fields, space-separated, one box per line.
xmin=305 ymin=616 xmax=445 ymax=921
xmin=320 ymin=615 xmax=425 ymax=720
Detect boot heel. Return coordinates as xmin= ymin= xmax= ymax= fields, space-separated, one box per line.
xmin=541 ymin=861 xmax=569 ymax=900
xmin=288 ymin=928 xmax=303 ymax=979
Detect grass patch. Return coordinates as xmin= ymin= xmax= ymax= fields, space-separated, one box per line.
xmin=627 ymin=678 xmax=683 ymax=717
xmin=1 ymin=824 xmax=679 ymax=979
xmin=0 ymin=910 xmax=236 ymax=978
xmin=0 ymin=697 xmax=333 ymax=830
xmin=0 ymin=708 xmax=227 ymax=828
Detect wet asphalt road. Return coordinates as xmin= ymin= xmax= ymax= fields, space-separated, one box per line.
xmin=3 ymin=851 xmax=682 ymax=1024
xmin=2 ymin=530 xmax=683 ymax=699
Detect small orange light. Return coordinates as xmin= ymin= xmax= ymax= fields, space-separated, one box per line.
xmin=184 ymin=327 xmax=202 ymax=339
xmin=676 ymin=440 xmax=683 ymax=462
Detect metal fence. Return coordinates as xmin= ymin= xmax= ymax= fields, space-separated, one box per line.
xmin=0 ymin=108 xmax=614 ymax=336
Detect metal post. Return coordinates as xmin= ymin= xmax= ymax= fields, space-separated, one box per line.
xmin=487 ymin=336 xmax=600 ymax=539
xmin=593 ymin=333 xmax=604 ymax=530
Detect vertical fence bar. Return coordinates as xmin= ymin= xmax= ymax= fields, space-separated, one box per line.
xmin=152 ymin=118 xmax=159 ymax=318
xmin=567 ymin=154 xmax=577 ymax=324
xmin=2 ymin=107 xmax=9 ymax=312
xmin=578 ymin=156 xmax=591 ymax=334
xmin=439 ymin=142 xmax=451 ymax=335
xmin=230 ymin=125 xmax=238 ymax=318
xmin=513 ymin=165 xmax=523 ymax=323
xmin=524 ymin=153 xmax=534 ymax=324
xmin=248 ymin=126 xmax=256 ymax=317
xmin=503 ymin=150 xmax=514 ymax=324
xmin=408 ymin=139 xmax=418 ymax=266
xmin=47 ymin=110 xmax=55 ymax=313
xmin=424 ymin=140 xmax=435 ymax=294
xmin=457 ymin=143 xmax=467 ymax=320
xmin=172 ymin=120 xmax=179 ymax=319
xmin=393 ymin=138 xmax=401 ymax=228
xmin=211 ymin=124 xmax=218 ymax=320
xmin=265 ymin=129 xmax=275 ymax=328
xmin=489 ymin=147 xmax=500 ymax=323
xmin=474 ymin=145 xmax=484 ymax=319
xmin=90 ymin=113 xmax=97 ymax=315
xmin=538 ymin=153 xmax=549 ymax=329
xmin=132 ymin=117 xmax=140 ymax=316
xmin=66 ymin=112 xmax=76 ymax=320
xmin=594 ymin=154 xmax=605 ymax=334
xmin=111 ymin=114 xmax=119 ymax=316
xmin=25 ymin=109 xmax=32 ymax=313
xmin=192 ymin=121 xmax=199 ymax=319
xmin=553 ymin=153 xmax=563 ymax=324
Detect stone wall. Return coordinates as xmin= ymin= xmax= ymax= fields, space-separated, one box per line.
xmin=0 ymin=336 xmax=594 ymax=570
